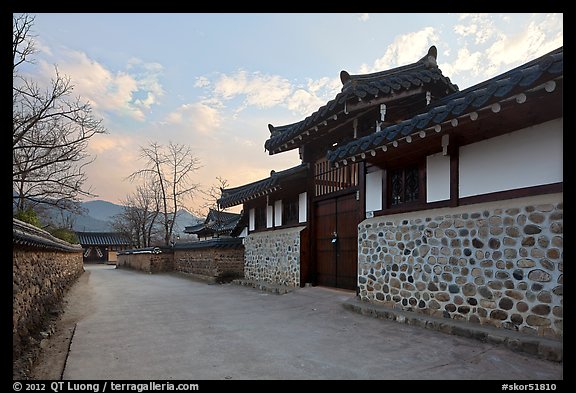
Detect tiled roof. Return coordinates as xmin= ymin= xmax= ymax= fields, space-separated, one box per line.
xmin=173 ymin=237 xmax=243 ymax=250
xmin=218 ymin=164 xmax=308 ymax=208
xmin=76 ymin=232 xmax=132 ymax=246
xmin=327 ymin=46 xmax=563 ymax=165
xmin=13 ymin=218 xmax=82 ymax=252
xmin=184 ymin=209 xmax=243 ymax=236
xmin=264 ymin=46 xmax=458 ymax=154
xmin=184 ymin=222 xmax=207 ymax=234
xmin=118 ymin=246 xmax=166 ymax=255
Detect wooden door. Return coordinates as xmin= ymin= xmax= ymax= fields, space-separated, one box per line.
xmin=314 ymin=193 xmax=359 ymax=290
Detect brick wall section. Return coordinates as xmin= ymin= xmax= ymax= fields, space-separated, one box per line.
xmin=358 ymin=193 xmax=563 ymax=339
xmin=243 ymin=226 xmax=305 ymax=287
xmin=116 ymin=252 xmax=174 ymax=273
xmin=174 ymin=248 xmax=244 ymax=282
xmin=13 ymin=248 xmax=83 ymax=359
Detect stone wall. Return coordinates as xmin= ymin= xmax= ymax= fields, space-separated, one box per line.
xmin=243 ymin=226 xmax=305 ymax=287
xmin=116 ymin=252 xmax=174 ymax=273
xmin=358 ymin=193 xmax=563 ymax=339
xmin=13 ymin=243 xmax=83 ymax=360
xmin=174 ymin=242 xmax=244 ymax=283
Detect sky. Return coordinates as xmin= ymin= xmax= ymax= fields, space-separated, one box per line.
xmin=20 ymin=13 xmax=563 ymax=215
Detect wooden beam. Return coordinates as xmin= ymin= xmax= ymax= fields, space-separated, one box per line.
xmin=449 ymin=143 xmax=459 ymax=207
xmin=345 ymin=87 xmax=425 ymax=113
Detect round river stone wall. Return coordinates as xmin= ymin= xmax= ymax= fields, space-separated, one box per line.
xmin=244 ymin=226 xmax=304 ymax=287
xmin=358 ymin=197 xmax=563 ymax=339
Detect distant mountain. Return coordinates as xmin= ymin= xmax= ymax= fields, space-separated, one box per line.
xmin=72 ymin=213 xmax=114 ymax=232
xmin=81 ymin=200 xmax=125 ymax=223
xmin=172 ymin=209 xmax=201 ymax=234
xmin=74 ymin=200 xmax=202 ymax=234
xmin=17 ymin=197 xmax=202 ymax=233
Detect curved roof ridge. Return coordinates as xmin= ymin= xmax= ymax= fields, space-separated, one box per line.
xmin=327 ymin=46 xmax=563 ymax=165
xmin=264 ymin=45 xmax=458 ymax=154
xmin=340 ymin=46 xmax=438 ymax=85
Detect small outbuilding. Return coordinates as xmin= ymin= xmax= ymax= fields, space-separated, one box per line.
xmin=75 ymin=232 xmax=132 ymax=264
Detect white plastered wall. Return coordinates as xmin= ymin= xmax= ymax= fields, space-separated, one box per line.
xmin=459 ymin=118 xmax=563 ymax=197
xmin=249 ymin=208 xmax=255 ymax=231
xmin=365 ymin=169 xmax=383 ymax=212
xmin=274 ymin=200 xmax=283 ymax=227
xmin=298 ymin=192 xmax=307 ymax=223
xmin=426 ymin=152 xmax=451 ymax=202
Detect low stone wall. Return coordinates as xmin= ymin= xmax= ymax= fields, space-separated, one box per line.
xmin=243 ymin=226 xmax=305 ymax=287
xmin=12 ymin=219 xmax=84 ymax=362
xmin=174 ymin=239 xmax=244 ymax=282
xmin=116 ymin=251 xmax=174 ymax=273
xmin=358 ymin=193 xmax=563 ymax=339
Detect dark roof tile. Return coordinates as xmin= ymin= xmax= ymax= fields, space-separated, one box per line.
xmin=265 ymin=46 xmax=458 ymax=154
xmin=218 ymin=164 xmax=308 ymax=208
xmin=327 ymin=46 xmax=563 ymax=165
xmin=13 ymin=218 xmax=82 ymax=252
xmin=76 ymin=232 xmax=132 ymax=246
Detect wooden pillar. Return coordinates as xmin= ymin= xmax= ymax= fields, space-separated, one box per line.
xmin=449 ymin=143 xmax=459 ymax=207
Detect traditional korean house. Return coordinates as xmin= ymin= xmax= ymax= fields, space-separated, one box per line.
xmin=76 ymin=232 xmax=132 ymax=264
xmin=219 ymin=46 xmax=458 ymax=290
xmin=184 ymin=209 xmax=246 ymax=240
xmin=219 ymin=45 xmax=563 ymax=338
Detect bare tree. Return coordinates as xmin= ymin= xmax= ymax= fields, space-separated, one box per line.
xmin=194 ymin=176 xmax=229 ymax=229
xmin=128 ymin=141 xmax=201 ymax=246
xmin=198 ymin=176 xmax=229 ymax=215
xmin=112 ymin=184 xmax=162 ymax=248
xmin=112 ymin=186 xmax=160 ymax=247
xmin=13 ymin=14 xmax=106 ymax=213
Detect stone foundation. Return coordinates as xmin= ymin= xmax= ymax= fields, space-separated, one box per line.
xmin=358 ymin=193 xmax=563 ymax=339
xmin=243 ymin=226 xmax=305 ymax=287
xmin=174 ymin=239 xmax=244 ymax=282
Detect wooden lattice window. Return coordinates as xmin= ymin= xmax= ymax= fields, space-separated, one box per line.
xmin=254 ymin=205 xmax=267 ymax=230
xmin=390 ymin=166 xmax=420 ymax=206
xmin=314 ymin=159 xmax=359 ymax=197
xmin=282 ymin=195 xmax=299 ymax=226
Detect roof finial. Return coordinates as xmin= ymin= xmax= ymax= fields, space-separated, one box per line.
xmin=428 ymin=45 xmax=437 ymax=60
xmin=340 ymin=70 xmax=351 ymax=85
xmin=422 ymin=45 xmax=438 ymax=67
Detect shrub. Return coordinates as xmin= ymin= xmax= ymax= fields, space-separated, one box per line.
xmin=48 ymin=228 xmax=79 ymax=244
xmin=14 ymin=208 xmax=41 ymax=228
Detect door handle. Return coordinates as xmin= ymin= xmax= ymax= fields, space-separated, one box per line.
xmin=331 ymin=231 xmax=338 ymax=243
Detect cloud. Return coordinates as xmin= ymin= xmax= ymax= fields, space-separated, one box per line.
xmin=360 ymin=27 xmax=439 ymax=73
xmin=194 ymin=70 xmax=342 ymax=117
xmin=34 ymin=50 xmax=164 ymax=121
xmin=84 ymin=133 xmax=143 ymax=200
xmin=454 ymin=14 xmax=495 ymax=44
xmin=437 ymin=46 xmax=483 ymax=79
xmin=358 ymin=13 xmax=369 ymax=22
xmin=213 ymin=70 xmax=292 ymax=110
xmin=87 ymin=133 xmax=135 ymax=155
xmin=483 ymin=14 xmax=563 ymax=76
xmin=164 ymin=102 xmax=221 ymax=134
xmin=437 ymin=13 xmax=563 ymax=89
xmin=194 ymin=76 xmax=211 ymax=88
xmin=34 ymin=39 xmax=53 ymax=57
xmin=286 ymin=77 xmax=341 ymax=115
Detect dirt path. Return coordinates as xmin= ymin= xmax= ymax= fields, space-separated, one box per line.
xmin=29 ymin=268 xmax=95 ymax=380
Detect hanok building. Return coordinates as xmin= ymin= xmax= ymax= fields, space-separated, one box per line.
xmin=76 ymin=232 xmax=132 ymax=264
xmin=219 ymin=46 xmax=563 ymax=338
xmin=184 ymin=209 xmax=246 ymax=240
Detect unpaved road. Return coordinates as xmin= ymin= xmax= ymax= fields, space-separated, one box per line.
xmin=32 ymin=264 xmax=562 ymax=380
